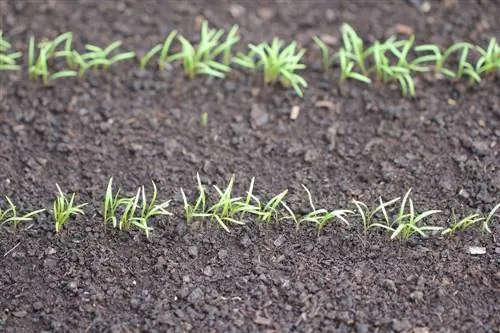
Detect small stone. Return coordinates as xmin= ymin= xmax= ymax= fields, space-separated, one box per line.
xmin=203 ymin=266 xmax=213 ymax=276
xmin=413 ymin=327 xmax=430 ymax=333
xmin=33 ymin=302 xmax=43 ymax=311
xmin=218 ymin=249 xmax=228 ymax=260
xmin=12 ymin=310 xmax=27 ymax=318
xmin=383 ymin=279 xmax=397 ymax=292
xmin=187 ymin=287 xmax=204 ymax=304
xmin=254 ymin=316 xmax=272 ymax=326
xmin=250 ymin=104 xmax=269 ymax=128
xmin=273 ymin=235 xmax=285 ymax=247
xmin=257 ymin=7 xmax=274 ymax=20
xmin=290 ymin=105 xmax=300 ymax=120
xmin=392 ymin=318 xmax=412 ymax=332
xmin=46 ymin=247 xmax=57 ymax=255
xmin=229 ymin=4 xmax=245 ymax=18
xmin=188 ymin=246 xmax=198 ymax=258
xmin=409 ymin=291 xmax=424 ymax=302
xmin=458 ymin=189 xmax=470 ymax=199
xmin=355 ymin=323 xmax=369 ymax=333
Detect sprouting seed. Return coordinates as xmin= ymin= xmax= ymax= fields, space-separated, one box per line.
xmin=53 ymin=184 xmax=87 ymax=233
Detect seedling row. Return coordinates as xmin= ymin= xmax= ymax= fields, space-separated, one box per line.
xmin=1 ymin=23 xmax=498 ymax=97
xmin=1 ymin=174 xmax=498 ymax=241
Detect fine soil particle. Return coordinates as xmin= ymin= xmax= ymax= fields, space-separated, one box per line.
xmin=1 ymin=1 xmax=499 ymax=332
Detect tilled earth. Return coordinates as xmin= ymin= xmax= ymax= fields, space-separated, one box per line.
xmin=0 ymin=1 xmax=499 ymax=332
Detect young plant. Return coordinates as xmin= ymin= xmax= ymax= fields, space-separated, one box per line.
xmin=299 ymin=185 xmax=352 ymax=236
xmin=108 ymin=180 xmax=171 ymax=237
xmin=130 ymin=181 xmax=172 ymax=238
xmin=233 ymin=38 xmax=307 ymax=96
xmin=28 ymin=36 xmax=77 ymax=85
xmin=257 ymin=189 xmax=297 ymax=225
xmin=413 ymin=42 xmax=475 ymax=78
xmin=206 ymin=175 xmax=246 ymax=232
xmin=483 ymin=202 xmax=500 ymax=233
xmin=180 ymin=173 xmax=210 ymax=223
xmin=103 ymin=177 xmax=132 ymax=228
xmin=336 ymin=48 xmax=371 ymax=84
xmin=0 ymin=196 xmax=45 ymax=229
xmin=73 ymin=40 xmax=135 ymax=76
xmin=53 ymin=184 xmax=87 ymax=233
xmin=454 ymin=44 xmax=481 ymax=84
xmin=352 ymin=196 xmax=401 ymax=234
xmin=139 ymin=30 xmax=179 ymax=70
xmin=176 ymin=21 xmax=239 ymax=79
xmin=441 ymin=210 xmax=485 ymax=236
xmin=368 ymin=189 xmax=442 ymax=240
xmin=0 ymin=31 xmax=22 ymax=71
xmin=312 ymin=36 xmax=334 ymax=70
xmin=475 ymin=37 xmax=500 ymax=76
xmin=338 ymin=23 xmax=370 ymax=76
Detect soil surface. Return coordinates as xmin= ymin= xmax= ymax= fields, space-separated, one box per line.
xmin=1 ymin=1 xmax=499 ymax=332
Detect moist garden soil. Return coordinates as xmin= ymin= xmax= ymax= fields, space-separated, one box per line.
xmin=1 ymin=1 xmax=499 ymax=332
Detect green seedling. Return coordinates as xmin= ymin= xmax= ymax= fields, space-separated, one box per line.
xmin=441 ymin=209 xmax=484 ymax=235
xmin=53 ymin=184 xmax=87 ymax=233
xmin=336 ymin=48 xmax=371 ymax=84
xmin=338 ymin=23 xmax=370 ymax=76
xmin=103 ymin=177 xmax=133 ymax=228
xmin=352 ymin=196 xmax=401 ymax=234
xmin=455 ymin=45 xmax=481 ymax=83
xmin=180 ymin=173 xmax=210 ymax=223
xmin=200 ymin=112 xmax=208 ymax=127
xmin=72 ymin=40 xmax=135 ymax=76
xmin=313 ymin=36 xmax=334 ymax=70
xmin=140 ymin=30 xmax=179 ymax=70
xmin=110 ymin=180 xmax=171 ymax=237
xmin=475 ymin=37 xmax=500 ymax=75
xmin=0 ymin=196 xmax=45 ymax=229
xmin=257 ymin=189 xmax=297 ymax=225
xmin=176 ymin=21 xmax=239 ymax=79
xmin=300 ymin=185 xmax=352 ymax=236
xmin=233 ymin=38 xmax=307 ymax=96
xmin=0 ymin=31 xmax=22 ymax=71
xmin=368 ymin=189 xmax=442 ymax=240
xmin=28 ymin=36 xmax=77 ymax=85
xmin=413 ymin=42 xmax=475 ymax=78
xmin=483 ymin=203 xmax=500 ymax=233
xmin=206 ymin=175 xmax=247 ymax=232
xmin=131 ymin=181 xmax=172 ymax=238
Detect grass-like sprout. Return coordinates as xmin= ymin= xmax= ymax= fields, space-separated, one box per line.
xmin=312 ymin=36 xmax=334 ymax=70
xmin=233 ymin=38 xmax=307 ymax=96
xmin=0 ymin=31 xmax=22 ymax=71
xmin=180 ymin=173 xmax=210 ymax=224
xmin=105 ymin=180 xmax=170 ymax=238
xmin=352 ymin=196 xmax=401 ymax=233
xmin=483 ymin=203 xmax=500 ymax=233
xmin=28 ymin=35 xmax=77 ymax=85
xmin=0 ymin=196 xmax=45 ymax=229
xmin=206 ymin=175 xmax=248 ymax=231
xmin=103 ymin=177 xmax=133 ymax=228
xmin=475 ymin=38 xmax=500 ymax=76
xmin=53 ymin=184 xmax=87 ymax=233
xmin=413 ymin=42 xmax=475 ymax=78
xmin=441 ymin=210 xmax=485 ymax=236
xmin=300 ymin=185 xmax=352 ymax=236
xmin=454 ymin=44 xmax=481 ymax=84
xmin=368 ymin=189 xmax=442 ymax=240
xmin=339 ymin=23 xmax=370 ymax=76
xmin=139 ymin=30 xmax=179 ymax=70
xmin=336 ymin=48 xmax=371 ymax=84
xmin=257 ymin=189 xmax=296 ymax=225
xmin=176 ymin=21 xmax=239 ymax=79
xmin=72 ymin=40 xmax=135 ymax=76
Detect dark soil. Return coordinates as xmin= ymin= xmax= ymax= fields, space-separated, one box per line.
xmin=1 ymin=1 xmax=499 ymax=332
